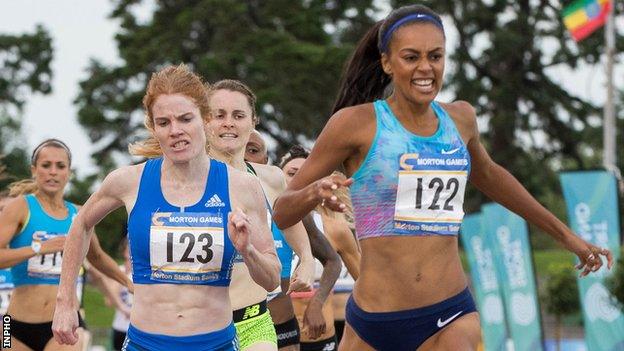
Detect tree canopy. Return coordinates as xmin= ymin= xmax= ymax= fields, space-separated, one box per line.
xmin=0 ymin=25 xmax=54 ymax=187
xmin=76 ymin=0 xmax=377 ymax=173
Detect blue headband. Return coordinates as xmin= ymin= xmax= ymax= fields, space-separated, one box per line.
xmin=381 ymin=13 xmax=444 ymax=52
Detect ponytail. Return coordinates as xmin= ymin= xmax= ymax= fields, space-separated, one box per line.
xmin=8 ymin=179 xmax=37 ymax=197
xmin=128 ymin=136 xmax=165 ymax=158
xmin=331 ymin=21 xmax=390 ymax=114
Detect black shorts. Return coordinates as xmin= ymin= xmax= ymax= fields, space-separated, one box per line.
xmin=274 ymin=316 xmax=300 ymax=348
xmin=301 ymin=335 xmax=337 ymax=351
xmin=10 ymin=312 xmax=86 ymax=351
xmin=113 ymin=329 xmax=127 ymax=350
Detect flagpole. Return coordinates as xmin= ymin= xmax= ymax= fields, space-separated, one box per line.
xmin=603 ymin=0 xmax=616 ymax=173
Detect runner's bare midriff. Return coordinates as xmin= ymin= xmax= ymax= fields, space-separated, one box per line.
xmin=353 ymin=235 xmax=467 ymax=312
xmin=7 ymin=285 xmax=59 ymax=322
xmin=131 ymin=283 xmax=232 ymax=335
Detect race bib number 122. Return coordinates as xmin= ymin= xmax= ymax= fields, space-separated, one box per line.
xmin=394 ymin=152 xmax=467 ymax=235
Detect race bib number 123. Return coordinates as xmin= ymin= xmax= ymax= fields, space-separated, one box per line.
xmin=150 ymin=212 xmax=225 ymax=283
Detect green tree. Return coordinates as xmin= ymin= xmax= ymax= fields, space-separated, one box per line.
xmin=0 ymin=25 xmax=54 ymax=187
xmin=65 ymin=174 xmax=128 ymax=255
xmin=606 ymin=248 xmax=624 ymax=308
xmin=541 ymin=263 xmax=580 ymax=351
xmin=75 ymin=0 xmax=377 ymax=173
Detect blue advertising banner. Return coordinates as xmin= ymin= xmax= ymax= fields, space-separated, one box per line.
xmin=483 ymin=203 xmax=543 ymax=351
xmin=461 ymin=214 xmax=508 ymax=351
xmin=560 ymin=171 xmax=624 ymax=351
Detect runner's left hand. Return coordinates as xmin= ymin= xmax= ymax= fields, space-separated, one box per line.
xmin=574 ymin=242 xmax=613 ymax=277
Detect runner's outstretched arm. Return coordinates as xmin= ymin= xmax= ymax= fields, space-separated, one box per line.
xmin=456 ymin=101 xmax=614 ymax=275
xmin=300 ymin=213 xmax=341 ymax=339
xmin=54 ymin=167 xmax=133 ymax=345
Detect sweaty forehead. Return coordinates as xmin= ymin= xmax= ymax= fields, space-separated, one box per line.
xmin=389 ymin=22 xmax=445 ymax=51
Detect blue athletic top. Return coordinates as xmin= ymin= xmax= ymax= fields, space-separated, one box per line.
xmin=9 ymin=194 xmax=78 ymax=286
xmin=351 ymin=100 xmax=471 ymax=239
xmin=127 ymin=158 xmax=236 ymax=286
xmin=270 ymin=209 xmax=292 ymax=279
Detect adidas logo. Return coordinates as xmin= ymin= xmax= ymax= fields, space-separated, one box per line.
xmin=205 ymin=194 xmax=226 ymax=208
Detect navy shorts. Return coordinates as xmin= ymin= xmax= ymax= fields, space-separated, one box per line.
xmin=345 ymin=287 xmax=477 ymax=351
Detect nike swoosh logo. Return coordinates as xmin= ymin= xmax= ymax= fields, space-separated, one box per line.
xmin=441 ymin=147 xmax=461 ymax=155
xmin=437 ymin=310 xmax=463 ymax=328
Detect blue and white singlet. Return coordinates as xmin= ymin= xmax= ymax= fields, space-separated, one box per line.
xmin=127 ymin=158 xmax=236 ymax=286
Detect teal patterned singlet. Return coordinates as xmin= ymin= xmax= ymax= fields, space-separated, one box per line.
xmin=350 ymin=100 xmax=471 ymax=240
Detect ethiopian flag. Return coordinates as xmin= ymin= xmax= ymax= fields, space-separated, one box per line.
xmin=562 ymin=0 xmax=612 ymax=41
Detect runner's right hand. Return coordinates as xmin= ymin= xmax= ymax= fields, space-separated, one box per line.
xmin=52 ymin=303 xmax=80 ymax=345
xmin=41 ymin=236 xmax=66 ymax=254
xmin=313 ymin=174 xmax=353 ymax=213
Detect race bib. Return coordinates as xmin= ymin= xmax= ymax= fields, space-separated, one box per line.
xmin=27 ymin=231 xmax=65 ymax=278
xmin=394 ymin=151 xmax=468 ymax=235
xmin=149 ymin=212 xmax=225 ymax=283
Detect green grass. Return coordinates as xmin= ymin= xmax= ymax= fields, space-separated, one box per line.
xmin=461 ymin=248 xmax=576 ymax=276
xmin=533 ymin=249 xmax=576 ymax=275
xmin=83 ymin=285 xmax=115 ymax=328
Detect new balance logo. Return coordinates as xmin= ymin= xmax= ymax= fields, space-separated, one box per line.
xmin=205 ymin=194 xmax=225 ymax=208
xmin=441 ymin=147 xmax=461 ymax=155
xmin=242 ymin=304 xmax=261 ymax=320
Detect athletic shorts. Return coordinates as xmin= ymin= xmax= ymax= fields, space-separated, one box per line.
xmin=10 ymin=312 xmax=86 ymax=351
xmin=112 ymin=329 xmax=127 ymax=351
xmin=233 ymin=306 xmax=277 ymax=350
xmin=275 ymin=317 xmax=300 ymax=348
xmin=346 ymin=288 xmax=477 ymax=351
xmin=122 ymin=323 xmax=238 ymax=351
xmin=301 ymin=335 xmax=337 ymax=351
